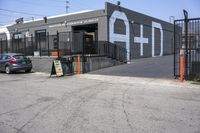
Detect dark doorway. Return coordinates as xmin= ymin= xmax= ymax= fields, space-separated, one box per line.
xmin=12 ymin=33 xmax=22 ymax=53
xmin=35 ymin=30 xmax=46 ymax=56
xmin=72 ymin=23 xmax=98 ymax=54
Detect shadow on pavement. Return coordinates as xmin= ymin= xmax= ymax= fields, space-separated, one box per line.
xmin=0 ymin=71 xmax=34 ymax=75
xmin=88 ymin=55 xmax=174 ymax=79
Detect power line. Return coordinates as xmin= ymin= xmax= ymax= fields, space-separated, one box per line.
xmin=71 ymin=0 xmax=89 ymax=10
xmin=0 ymin=8 xmax=45 ymax=17
xmin=50 ymin=0 xmax=90 ymax=12
xmin=15 ymin=0 xmax=65 ymax=8
xmin=0 ymin=21 xmax=15 ymax=24
xmin=0 ymin=13 xmax=18 ymax=18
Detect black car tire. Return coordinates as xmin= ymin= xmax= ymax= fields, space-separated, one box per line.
xmin=25 ymin=69 xmax=32 ymax=73
xmin=5 ymin=66 xmax=11 ymax=74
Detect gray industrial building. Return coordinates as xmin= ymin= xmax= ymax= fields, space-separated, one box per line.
xmin=0 ymin=2 xmax=173 ymax=61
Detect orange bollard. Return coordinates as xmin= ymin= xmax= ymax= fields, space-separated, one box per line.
xmin=77 ymin=55 xmax=81 ymax=74
xmin=180 ymin=54 xmax=185 ymax=81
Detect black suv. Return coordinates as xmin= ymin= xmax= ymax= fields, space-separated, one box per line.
xmin=0 ymin=53 xmax=32 ymax=74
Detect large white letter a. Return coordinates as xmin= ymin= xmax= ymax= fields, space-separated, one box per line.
xmin=109 ymin=11 xmax=130 ymax=61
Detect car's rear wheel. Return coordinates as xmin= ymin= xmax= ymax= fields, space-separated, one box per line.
xmin=5 ymin=66 xmax=11 ymax=74
xmin=25 ymin=69 xmax=32 ymax=73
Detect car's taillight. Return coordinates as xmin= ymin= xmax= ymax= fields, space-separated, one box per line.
xmin=8 ymin=58 xmax=17 ymax=63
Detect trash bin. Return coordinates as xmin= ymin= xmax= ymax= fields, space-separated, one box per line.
xmin=68 ymin=56 xmax=74 ymax=75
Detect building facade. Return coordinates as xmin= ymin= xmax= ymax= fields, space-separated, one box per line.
xmin=0 ymin=2 xmax=173 ymax=60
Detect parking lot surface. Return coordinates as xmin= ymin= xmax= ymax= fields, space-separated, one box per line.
xmin=90 ymin=55 xmax=174 ymax=79
xmin=0 ymin=72 xmax=200 ymax=133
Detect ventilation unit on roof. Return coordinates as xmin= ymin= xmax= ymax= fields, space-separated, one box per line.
xmin=15 ymin=18 xmax=24 ymax=24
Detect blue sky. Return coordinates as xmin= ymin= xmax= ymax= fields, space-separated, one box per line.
xmin=0 ymin=0 xmax=199 ymax=25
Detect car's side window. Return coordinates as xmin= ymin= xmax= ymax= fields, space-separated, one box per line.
xmin=6 ymin=56 xmax=11 ymax=60
xmin=2 ymin=56 xmax=7 ymax=60
xmin=2 ymin=55 xmax=10 ymax=60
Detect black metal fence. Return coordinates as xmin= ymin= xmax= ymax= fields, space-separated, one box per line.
xmin=174 ymin=17 xmax=200 ymax=80
xmin=0 ymin=38 xmax=8 ymax=54
xmin=6 ymin=32 xmax=72 ymax=57
xmin=0 ymin=31 xmax=127 ymax=63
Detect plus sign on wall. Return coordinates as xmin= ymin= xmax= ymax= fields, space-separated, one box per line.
xmin=134 ymin=25 xmax=149 ymax=56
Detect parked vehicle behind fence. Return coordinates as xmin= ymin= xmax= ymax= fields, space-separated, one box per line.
xmin=0 ymin=53 xmax=32 ymax=74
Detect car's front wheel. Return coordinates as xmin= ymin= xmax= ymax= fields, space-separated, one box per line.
xmin=5 ymin=66 xmax=12 ymax=74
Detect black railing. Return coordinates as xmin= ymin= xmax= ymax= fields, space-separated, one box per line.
xmin=0 ymin=38 xmax=8 ymax=54
xmin=0 ymin=31 xmax=127 ymax=63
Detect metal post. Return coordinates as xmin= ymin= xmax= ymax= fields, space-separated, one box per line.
xmin=108 ymin=42 xmax=110 ymax=58
xmin=57 ymin=31 xmax=60 ymax=58
xmin=24 ymin=35 xmax=26 ymax=56
xmin=69 ymin=32 xmax=72 ymax=55
xmin=99 ymin=48 xmax=100 ymax=56
xmin=0 ymin=38 xmax=2 ymax=54
xmin=82 ymin=32 xmax=85 ymax=73
xmin=31 ymin=34 xmax=33 ymax=56
xmin=39 ymin=34 xmax=41 ymax=57
xmin=47 ymin=32 xmax=50 ymax=57
xmin=6 ymin=37 xmax=8 ymax=53
xmin=11 ymin=36 xmax=13 ymax=52
xmin=104 ymin=43 xmax=106 ymax=56
xmin=77 ymin=54 xmax=81 ymax=74
xmin=114 ymin=44 xmax=117 ymax=59
xmin=174 ymin=20 xmax=176 ymax=77
xmin=183 ymin=10 xmax=189 ymax=79
xmin=17 ymin=36 xmax=19 ymax=53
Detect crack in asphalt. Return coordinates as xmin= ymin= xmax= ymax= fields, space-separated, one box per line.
xmin=0 ymin=103 xmax=40 ymax=116
xmin=18 ymin=82 xmax=105 ymax=132
xmin=0 ymin=121 xmax=25 ymax=133
xmin=122 ymin=87 xmax=135 ymax=133
xmin=0 ymin=96 xmax=55 ymax=117
xmin=16 ymin=102 xmax=55 ymax=133
xmin=63 ymin=87 xmax=107 ymax=130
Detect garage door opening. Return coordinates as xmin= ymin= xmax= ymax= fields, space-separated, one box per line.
xmin=72 ymin=23 xmax=98 ymax=54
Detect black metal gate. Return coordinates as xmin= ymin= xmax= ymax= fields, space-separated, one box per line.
xmin=174 ymin=12 xmax=200 ymax=80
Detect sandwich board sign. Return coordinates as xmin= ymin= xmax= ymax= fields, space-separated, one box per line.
xmin=50 ymin=60 xmax=63 ymax=77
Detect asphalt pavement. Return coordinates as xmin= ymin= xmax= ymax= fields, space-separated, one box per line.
xmin=90 ymin=55 xmax=174 ymax=79
xmin=0 ymin=71 xmax=199 ymax=133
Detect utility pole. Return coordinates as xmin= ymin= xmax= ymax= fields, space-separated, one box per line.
xmin=66 ymin=0 xmax=69 ymax=13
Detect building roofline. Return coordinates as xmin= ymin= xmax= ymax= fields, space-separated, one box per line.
xmin=0 ymin=10 xmax=93 ymax=28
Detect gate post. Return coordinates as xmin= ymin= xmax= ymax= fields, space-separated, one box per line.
xmin=173 ymin=20 xmax=176 ymax=77
xmin=31 ymin=34 xmax=33 ymax=56
xmin=24 ymin=35 xmax=26 ymax=56
xmin=17 ymin=36 xmax=19 ymax=53
xmin=0 ymin=38 xmax=2 ymax=54
xmin=77 ymin=54 xmax=81 ymax=74
xmin=82 ymin=34 xmax=85 ymax=73
xmin=39 ymin=35 xmax=41 ymax=57
xmin=6 ymin=37 xmax=8 ymax=53
xmin=47 ymin=32 xmax=50 ymax=57
xmin=180 ymin=47 xmax=185 ymax=81
xmin=57 ymin=31 xmax=60 ymax=58
xmin=183 ymin=10 xmax=189 ymax=79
